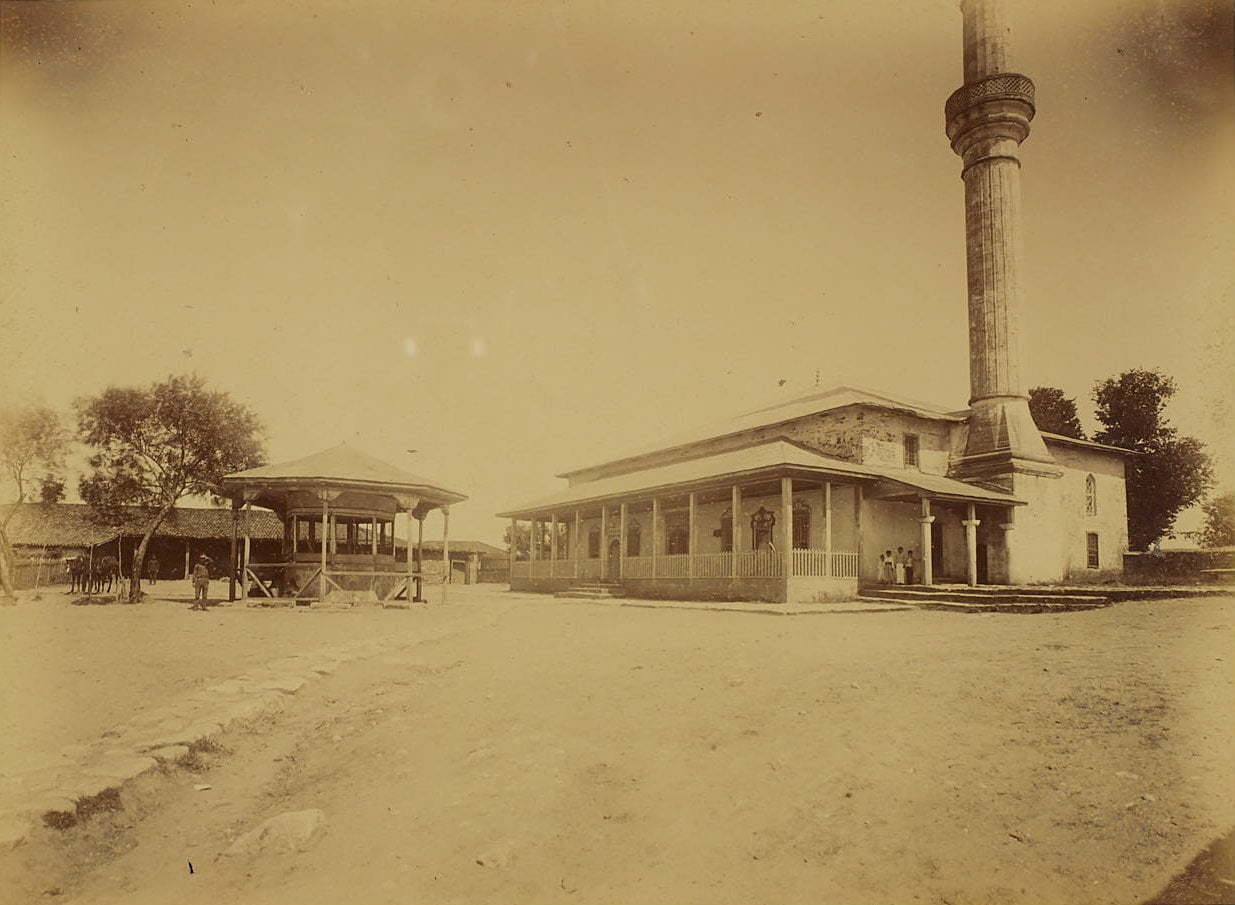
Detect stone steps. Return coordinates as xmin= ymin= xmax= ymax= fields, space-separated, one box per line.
xmin=556 ymin=583 xmax=625 ymax=600
xmin=860 ymin=586 xmax=1112 ymax=614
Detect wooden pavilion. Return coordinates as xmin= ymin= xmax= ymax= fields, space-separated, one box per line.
xmin=219 ymin=444 xmax=466 ymax=604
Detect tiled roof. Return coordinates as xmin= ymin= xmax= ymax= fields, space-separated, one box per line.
xmin=1 ymin=503 xmax=283 ymax=545
xmin=499 ymin=438 xmax=1022 ymax=517
xmin=556 ymin=384 xmax=967 ymax=477
xmin=223 ymin=444 xmax=466 ymax=502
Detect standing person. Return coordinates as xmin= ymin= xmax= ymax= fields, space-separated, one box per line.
xmin=894 ymin=546 xmax=906 ymax=585
xmin=879 ymin=550 xmax=893 ymax=584
xmin=904 ymin=548 xmax=916 ymax=585
xmin=191 ymin=555 xmax=210 ymax=610
xmin=146 ymin=554 xmax=160 ymax=586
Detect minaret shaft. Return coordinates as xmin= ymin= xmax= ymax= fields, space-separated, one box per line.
xmin=945 ymin=0 xmax=1052 ymax=475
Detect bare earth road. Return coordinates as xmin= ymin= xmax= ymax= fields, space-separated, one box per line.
xmin=2 ymin=589 xmax=1233 ymax=905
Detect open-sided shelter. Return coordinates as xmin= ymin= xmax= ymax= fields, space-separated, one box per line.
xmin=220 ymin=444 xmax=466 ymax=603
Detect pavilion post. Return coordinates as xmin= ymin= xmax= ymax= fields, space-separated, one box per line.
xmin=730 ymin=485 xmax=741 ymax=578
xmin=687 ymin=491 xmax=696 ymax=579
xmin=598 ymin=507 xmax=607 ymax=580
xmin=824 ymin=481 xmax=833 ymax=577
xmin=550 ymin=512 xmax=558 ymax=568
xmin=417 ymin=515 xmax=425 ymax=575
xmin=651 ymin=498 xmax=659 ymax=579
xmin=781 ymin=476 xmax=794 ymax=581
xmin=320 ymin=495 xmax=329 ymax=601
xmin=441 ymin=507 xmax=451 ymax=604
xmin=229 ymin=504 xmax=239 ymax=602
xmin=919 ymin=498 xmax=935 ymax=587
xmin=529 ymin=516 xmax=537 ymax=578
xmin=184 ymin=541 xmax=189 ymax=580
xmin=619 ymin=502 xmax=627 ymax=580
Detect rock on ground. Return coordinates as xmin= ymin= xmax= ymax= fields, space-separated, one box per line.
xmin=224 ymin=809 xmax=327 ymax=857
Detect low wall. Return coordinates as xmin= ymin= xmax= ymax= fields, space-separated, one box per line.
xmin=787 ymin=576 xmax=860 ymax=602
xmin=1124 ymin=549 xmax=1235 ymax=584
xmin=621 ymin=577 xmax=786 ymax=603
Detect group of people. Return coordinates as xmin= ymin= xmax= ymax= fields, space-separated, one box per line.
xmin=879 ymin=547 xmax=918 ymax=585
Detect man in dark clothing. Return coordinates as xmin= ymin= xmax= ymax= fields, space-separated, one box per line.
xmin=146 ymin=555 xmax=160 ymax=585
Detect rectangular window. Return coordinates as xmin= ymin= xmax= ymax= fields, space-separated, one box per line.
xmin=378 ymin=520 xmax=394 ymax=555
xmin=356 ymin=519 xmax=374 ymax=553
xmin=334 ymin=519 xmax=352 ymax=554
xmin=1086 ymin=532 xmax=1100 ymax=569
xmin=296 ymin=516 xmax=320 ymax=554
xmin=904 ymin=434 xmax=920 ymax=468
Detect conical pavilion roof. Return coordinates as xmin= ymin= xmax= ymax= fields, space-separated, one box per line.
xmin=222 ymin=443 xmax=466 ymax=505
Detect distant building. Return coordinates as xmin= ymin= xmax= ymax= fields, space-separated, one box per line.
xmin=1 ymin=501 xmax=498 ymax=588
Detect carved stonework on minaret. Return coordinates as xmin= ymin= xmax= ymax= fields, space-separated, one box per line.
xmin=945 ymin=0 xmax=1055 ymax=479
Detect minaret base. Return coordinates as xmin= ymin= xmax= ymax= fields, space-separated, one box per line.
xmin=951 ymin=396 xmax=1056 ymax=484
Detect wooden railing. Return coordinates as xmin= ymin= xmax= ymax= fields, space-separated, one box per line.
xmin=655 ymin=554 xmax=690 ymax=578
xmin=509 ymin=551 xmax=859 ymax=582
xmin=735 ymin=550 xmax=783 ymax=577
xmin=622 ymin=556 xmax=653 ymax=579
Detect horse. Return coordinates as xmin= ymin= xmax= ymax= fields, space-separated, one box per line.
xmin=89 ymin=556 xmax=120 ymax=595
xmin=65 ymin=556 xmax=90 ymax=594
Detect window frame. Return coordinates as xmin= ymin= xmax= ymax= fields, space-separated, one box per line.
xmin=904 ymin=434 xmax=921 ymax=468
xmin=1086 ymin=532 xmax=1100 ymax=569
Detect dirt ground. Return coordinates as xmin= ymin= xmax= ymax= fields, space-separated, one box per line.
xmin=2 ymin=587 xmax=1233 ymax=905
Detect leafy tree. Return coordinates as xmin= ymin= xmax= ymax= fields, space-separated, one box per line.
xmin=76 ymin=375 xmax=265 ymax=602
xmin=1028 ymin=386 xmax=1085 ymax=439
xmin=0 ymin=403 xmax=70 ymax=600
xmin=39 ymin=476 xmax=66 ymax=504
xmin=1092 ymin=369 xmax=1213 ymax=549
xmin=1200 ymin=492 xmax=1235 ymax=548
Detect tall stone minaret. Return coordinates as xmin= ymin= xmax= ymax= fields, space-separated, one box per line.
xmin=945 ymin=0 xmax=1053 ymax=480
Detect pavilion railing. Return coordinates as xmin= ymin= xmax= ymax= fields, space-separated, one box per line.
xmin=511 ymin=561 xmax=530 ymax=578
xmin=579 ymin=558 xmax=602 ymax=580
xmin=693 ymin=552 xmax=732 ymax=577
xmin=552 ymin=559 xmax=576 ymax=579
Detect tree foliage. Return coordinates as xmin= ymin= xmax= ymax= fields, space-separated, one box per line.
xmin=1027 ymin=386 xmax=1085 ymax=439
xmin=1092 ymin=369 xmax=1213 ymax=549
xmin=76 ymin=375 xmax=265 ymax=600
xmin=0 ymin=404 xmax=69 ymax=505
xmin=1200 ymin=492 xmax=1235 ymax=548
xmin=0 ymin=403 xmax=70 ymax=600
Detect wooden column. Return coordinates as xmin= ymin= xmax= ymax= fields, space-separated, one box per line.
xmin=781 ymin=476 xmax=794 ymax=581
xmin=550 ymin=513 xmax=558 ymax=567
xmin=371 ymin=516 xmax=378 ymax=556
xmin=320 ymin=495 xmax=329 ymax=601
xmin=416 ymin=514 xmax=425 ymax=580
xmin=599 ymin=507 xmax=607 ymax=580
xmin=529 ymin=517 xmax=537 ymax=570
xmin=229 ymin=505 xmax=239 ymax=601
xmin=441 ymin=507 xmax=451 ymax=602
xmin=919 ymin=498 xmax=935 ymax=586
xmin=730 ymin=484 xmax=741 ymax=578
xmin=242 ymin=533 xmax=251 ymax=598
xmin=824 ymin=481 xmax=833 ymax=577
xmin=184 ymin=541 xmax=190 ymax=580
xmin=406 ymin=511 xmax=418 ymax=601
xmin=854 ymin=484 xmax=864 ymax=584
xmin=1000 ymin=511 xmax=1015 ymax=585
xmin=963 ymin=502 xmax=980 ymax=587
xmin=619 ymin=502 xmax=627 ymax=580
xmin=573 ymin=510 xmax=581 ymax=579
xmin=687 ymin=491 xmax=696 ymax=579
xmin=650 ymin=498 xmax=659 ymax=579
xmin=510 ymin=518 xmax=517 ymax=564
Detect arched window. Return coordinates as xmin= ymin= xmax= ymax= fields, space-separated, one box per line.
xmin=626 ymin=521 xmax=642 ymax=557
xmin=751 ymin=507 xmax=776 ymax=551
xmin=1085 ymin=474 xmax=1097 ymax=516
xmin=792 ymin=500 xmax=811 ymax=549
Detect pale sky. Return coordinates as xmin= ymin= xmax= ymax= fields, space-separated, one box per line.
xmin=1 ymin=0 xmax=1232 ymax=544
